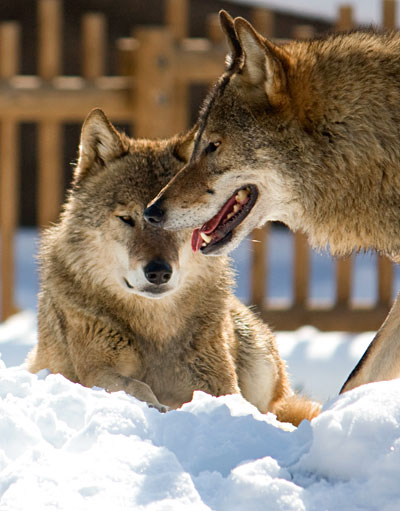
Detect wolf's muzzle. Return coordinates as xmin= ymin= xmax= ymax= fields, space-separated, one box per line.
xmin=144 ymin=201 xmax=164 ymax=225
xmin=144 ymin=260 xmax=172 ymax=286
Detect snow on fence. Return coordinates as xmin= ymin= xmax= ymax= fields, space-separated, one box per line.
xmin=0 ymin=0 xmax=398 ymax=330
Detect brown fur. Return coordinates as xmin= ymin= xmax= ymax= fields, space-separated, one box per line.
xmin=146 ymin=12 xmax=400 ymax=392
xmin=26 ymin=109 xmax=319 ymax=425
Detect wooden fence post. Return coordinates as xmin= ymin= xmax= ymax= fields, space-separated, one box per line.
xmin=248 ymin=9 xmax=273 ymax=311
xmin=294 ymin=232 xmax=309 ymax=307
xmin=382 ymin=0 xmax=397 ymax=30
xmin=37 ymin=0 xmax=63 ymax=227
xmin=82 ymin=13 xmax=106 ymax=80
xmin=378 ymin=256 xmax=393 ymax=306
xmin=250 ymin=227 xmax=267 ymax=308
xmin=336 ymin=257 xmax=352 ymax=307
xmin=133 ymin=27 xmax=177 ymax=138
xmin=165 ymin=0 xmax=188 ymax=40
xmin=252 ymin=8 xmax=274 ymax=37
xmin=335 ymin=5 xmax=354 ymax=31
xmin=0 ymin=22 xmax=20 ymax=320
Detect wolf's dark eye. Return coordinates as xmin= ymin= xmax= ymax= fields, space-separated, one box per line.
xmin=205 ymin=141 xmax=221 ymax=154
xmin=118 ymin=215 xmax=135 ymax=227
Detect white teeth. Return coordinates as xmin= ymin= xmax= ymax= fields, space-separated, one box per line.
xmin=227 ymin=212 xmax=234 ymax=219
xmin=233 ymin=204 xmax=240 ymax=213
xmin=236 ymin=189 xmax=249 ymax=203
xmin=200 ymin=232 xmax=212 ymax=243
xmin=202 ymin=242 xmax=207 ymax=247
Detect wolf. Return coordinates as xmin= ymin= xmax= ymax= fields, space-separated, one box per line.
xmin=26 ymin=108 xmax=319 ymax=424
xmin=144 ymin=11 xmax=400 ymax=393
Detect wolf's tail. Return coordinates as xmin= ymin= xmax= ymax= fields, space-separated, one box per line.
xmin=273 ymin=394 xmax=321 ymax=427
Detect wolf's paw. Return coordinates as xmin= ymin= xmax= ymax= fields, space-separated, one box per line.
xmin=148 ymin=402 xmax=170 ymax=413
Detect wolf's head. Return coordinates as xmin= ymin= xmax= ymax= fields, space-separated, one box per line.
xmin=146 ymin=11 xmax=398 ymax=257
xmin=58 ymin=109 xmax=207 ymax=300
xmin=144 ymin=11 xmax=302 ymax=255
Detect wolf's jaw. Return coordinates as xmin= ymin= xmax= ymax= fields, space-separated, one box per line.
xmin=191 ymin=185 xmax=258 ymax=254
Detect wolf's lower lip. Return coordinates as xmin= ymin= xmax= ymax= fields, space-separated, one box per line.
xmin=191 ymin=185 xmax=258 ymax=254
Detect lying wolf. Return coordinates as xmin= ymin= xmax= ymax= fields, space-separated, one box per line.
xmin=27 ymin=108 xmax=319 ymax=424
xmin=145 ymin=11 xmax=400 ymax=393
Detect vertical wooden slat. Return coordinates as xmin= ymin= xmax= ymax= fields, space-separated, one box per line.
xmin=335 ymin=5 xmax=354 ymax=31
xmin=37 ymin=122 xmax=63 ymax=227
xmin=0 ymin=22 xmax=20 ymax=78
xmin=134 ymin=27 xmax=176 ymax=138
xmin=294 ymin=232 xmax=309 ymax=306
xmin=82 ymin=13 xmax=106 ymax=80
xmin=165 ymin=0 xmax=188 ymax=40
xmin=250 ymin=226 xmax=267 ymax=308
xmin=378 ymin=256 xmax=393 ymax=306
xmin=38 ymin=0 xmax=62 ymax=80
xmin=336 ymin=258 xmax=352 ymax=307
xmin=207 ymin=13 xmax=224 ymax=45
xmin=0 ymin=122 xmax=19 ymax=320
xmin=252 ymin=8 xmax=274 ymax=37
xmin=0 ymin=23 xmax=20 ymax=320
xmin=382 ymin=0 xmax=397 ymax=30
xmin=37 ymin=0 xmax=63 ymax=227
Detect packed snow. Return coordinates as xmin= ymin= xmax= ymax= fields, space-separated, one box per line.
xmin=1 ymin=228 xmax=400 ymax=509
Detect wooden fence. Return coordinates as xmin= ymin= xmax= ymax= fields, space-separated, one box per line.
xmin=0 ymin=0 xmax=398 ymax=331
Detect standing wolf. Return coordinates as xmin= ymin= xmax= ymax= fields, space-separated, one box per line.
xmin=27 ymin=109 xmax=319 ymax=424
xmin=145 ymin=11 xmax=400 ymax=393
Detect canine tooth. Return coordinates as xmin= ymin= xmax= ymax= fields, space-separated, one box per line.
xmin=200 ymin=232 xmax=212 ymax=243
xmin=233 ymin=204 xmax=240 ymax=213
xmin=236 ymin=189 xmax=249 ymax=202
xmin=202 ymin=242 xmax=207 ymax=247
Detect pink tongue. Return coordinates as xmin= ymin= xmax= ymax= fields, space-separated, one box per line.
xmin=191 ymin=194 xmax=238 ymax=252
xmin=202 ymin=195 xmax=238 ymax=234
xmin=191 ymin=228 xmax=203 ymax=252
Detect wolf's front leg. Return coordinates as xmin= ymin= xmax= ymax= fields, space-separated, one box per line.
xmin=81 ymin=368 xmax=169 ymax=412
xmin=341 ymin=293 xmax=400 ymax=393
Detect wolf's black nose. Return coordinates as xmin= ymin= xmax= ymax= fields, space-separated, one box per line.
xmin=144 ymin=201 xmax=164 ymax=225
xmin=144 ymin=260 xmax=172 ymax=285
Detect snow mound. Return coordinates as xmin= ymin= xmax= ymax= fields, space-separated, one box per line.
xmin=0 ymin=364 xmax=399 ymax=511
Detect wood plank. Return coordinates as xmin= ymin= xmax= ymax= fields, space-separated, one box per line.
xmin=252 ymin=8 xmax=274 ymax=37
xmin=382 ymin=0 xmax=396 ymax=31
xmin=378 ymin=256 xmax=393 ymax=306
xmin=37 ymin=121 xmax=62 ymax=227
xmin=262 ymin=305 xmax=389 ymax=333
xmin=133 ymin=27 xmax=176 ymax=137
xmin=293 ymin=232 xmax=309 ymax=306
xmin=250 ymin=226 xmax=267 ymax=308
xmin=0 ymin=121 xmax=19 ymax=320
xmin=0 ymin=83 xmax=133 ymax=121
xmin=165 ymin=0 xmax=188 ymax=40
xmin=0 ymin=22 xmax=20 ymax=78
xmin=336 ymin=257 xmax=352 ymax=307
xmin=335 ymin=5 xmax=353 ymax=31
xmin=38 ymin=0 xmax=62 ymax=80
xmin=82 ymin=13 xmax=106 ymax=80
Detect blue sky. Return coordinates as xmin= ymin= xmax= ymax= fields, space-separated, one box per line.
xmin=232 ymin=0 xmax=390 ymax=26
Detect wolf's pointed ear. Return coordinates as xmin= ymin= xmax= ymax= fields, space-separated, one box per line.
xmin=74 ymin=108 xmax=130 ymax=185
xmin=234 ymin=17 xmax=290 ymax=107
xmin=172 ymin=126 xmax=197 ymax=164
xmin=219 ymin=10 xmax=242 ymax=68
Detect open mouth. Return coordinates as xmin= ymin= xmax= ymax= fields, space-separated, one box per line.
xmin=191 ymin=185 xmax=258 ymax=254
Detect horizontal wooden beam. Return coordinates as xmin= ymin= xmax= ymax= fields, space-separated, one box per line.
xmin=259 ymin=305 xmax=390 ymax=333
xmin=0 ymin=77 xmax=132 ymax=121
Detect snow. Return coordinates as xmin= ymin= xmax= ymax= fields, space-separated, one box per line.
xmin=1 ymin=228 xmax=400 ymax=509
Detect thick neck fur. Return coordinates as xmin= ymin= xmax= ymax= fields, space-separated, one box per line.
xmin=260 ymin=32 xmax=400 ymax=258
xmin=40 ymin=223 xmax=234 ymax=345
